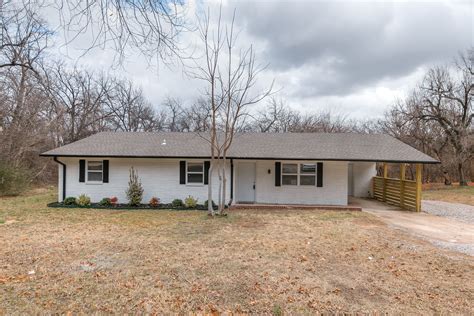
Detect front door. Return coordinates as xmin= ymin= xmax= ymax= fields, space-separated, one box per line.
xmin=237 ymin=162 xmax=256 ymax=203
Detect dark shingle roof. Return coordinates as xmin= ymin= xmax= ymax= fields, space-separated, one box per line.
xmin=41 ymin=132 xmax=439 ymax=163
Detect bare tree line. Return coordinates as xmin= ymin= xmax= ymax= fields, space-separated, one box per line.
xmin=378 ymin=50 xmax=473 ymax=185
xmin=1 ymin=48 xmax=471 ymax=187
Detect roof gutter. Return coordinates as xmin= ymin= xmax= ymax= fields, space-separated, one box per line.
xmin=53 ymin=157 xmax=66 ymax=201
xmin=40 ymin=154 xmax=440 ymax=164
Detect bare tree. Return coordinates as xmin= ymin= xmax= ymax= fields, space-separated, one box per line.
xmin=401 ymin=50 xmax=473 ymax=185
xmin=252 ymin=97 xmax=354 ymax=133
xmin=381 ymin=100 xmax=454 ymax=182
xmin=0 ymin=2 xmax=54 ymax=183
xmin=43 ymin=63 xmax=111 ymax=144
xmin=53 ymin=0 xmax=189 ymax=65
xmin=379 ymin=49 xmax=473 ymax=184
xmin=161 ymin=97 xmax=189 ymax=131
xmin=0 ymin=66 xmax=51 ymax=164
xmin=189 ymin=7 xmax=273 ymax=215
xmin=0 ymin=2 xmax=51 ymax=73
xmin=183 ymin=97 xmax=212 ymax=132
xmin=253 ymin=97 xmax=293 ymax=132
xmin=105 ymin=79 xmax=157 ymax=132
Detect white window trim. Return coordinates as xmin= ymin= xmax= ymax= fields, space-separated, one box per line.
xmin=186 ymin=161 xmax=204 ymax=186
xmin=86 ymin=160 xmax=103 ymax=184
xmin=281 ymin=162 xmax=317 ymax=187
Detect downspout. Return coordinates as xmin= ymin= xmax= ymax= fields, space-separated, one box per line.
xmin=53 ymin=156 xmax=66 ymax=201
xmin=230 ymin=159 xmax=234 ymax=205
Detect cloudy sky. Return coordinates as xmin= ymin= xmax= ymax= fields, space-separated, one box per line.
xmin=48 ymin=0 xmax=472 ymax=119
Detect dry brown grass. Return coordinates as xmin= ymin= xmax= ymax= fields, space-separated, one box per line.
xmin=1 ymin=189 xmax=473 ymax=314
xmin=423 ymin=183 xmax=474 ymax=206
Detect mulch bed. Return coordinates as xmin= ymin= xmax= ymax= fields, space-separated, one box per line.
xmin=47 ymin=202 xmax=214 ymax=211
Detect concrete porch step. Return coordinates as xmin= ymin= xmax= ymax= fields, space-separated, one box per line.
xmin=229 ymin=203 xmax=362 ymax=211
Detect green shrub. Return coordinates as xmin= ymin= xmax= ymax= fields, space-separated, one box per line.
xmin=171 ymin=199 xmax=183 ymax=208
xmin=64 ymin=196 xmax=77 ymax=205
xmin=184 ymin=195 xmax=198 ymax=208
xmin=99 ymin=197 xmax=112 ymax=206
xmin=204 ymin=199 xmax=217 ymax=209
xmin=76 ymin=194 xmax=91 ymax=207
xmin=126 ymin=167 xmax=144 ymax=206
xmin=0 ymin=163 xmax=30 ymax=196
xmin=149 ymin=197 xmax=160 ymax=207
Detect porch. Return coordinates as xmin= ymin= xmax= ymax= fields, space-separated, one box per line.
xmin=232 ymin=160 xmax=364 ymax=206
xmin=230 ymin=202 xmax=362 ymax=211
xmin=231 ymin=160 xmax=425 ymax=212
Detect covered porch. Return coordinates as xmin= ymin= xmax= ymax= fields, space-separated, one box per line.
xmin=231 ymin=160 xmax=426 ymax=212
xmin=231 ymin=160 xmax=375 ymax=207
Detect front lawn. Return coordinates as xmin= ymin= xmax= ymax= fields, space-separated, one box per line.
xmin=423 ymin=183 xmax=474 ymax=206
xmin=1 ymin=189 xmax=473 ymax=314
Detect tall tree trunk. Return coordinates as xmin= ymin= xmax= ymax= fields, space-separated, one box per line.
xmin=207 ymin=160 xmax=214 ymax=216
xmin=8 ymin=67 xmax=27 ymax=165
xmin=443 ymin=171 xmax=452 ymax=185
xmin=458 ymin=162 xmax=468 ymax=186
xmin=221 ymin=156 xmax=227 ymax=215
xmin=217 ymin=158 xmax=223 ymax=214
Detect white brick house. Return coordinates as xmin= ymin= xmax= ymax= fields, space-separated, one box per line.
xmin=41 ymin=132 xmax=438 ymax=205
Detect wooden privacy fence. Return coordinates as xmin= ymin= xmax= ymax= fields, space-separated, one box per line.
xmin=372 ymin=163 xmax=422 ymax=212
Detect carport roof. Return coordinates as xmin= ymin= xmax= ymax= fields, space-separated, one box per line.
xmin=41 ymin=132 xmax=439 ymax=164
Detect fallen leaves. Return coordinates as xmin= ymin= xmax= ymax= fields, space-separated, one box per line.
xmin=0 ymin=274 xmax=30 ymax=284
xmin=1 ymin=192 xmax=473 ymax=314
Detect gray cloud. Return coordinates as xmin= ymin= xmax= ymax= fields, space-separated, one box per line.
xmin=227 ymin=0 xmax=471 ymax=97
xmin=47 ymin=0 xmax=472 ymax=120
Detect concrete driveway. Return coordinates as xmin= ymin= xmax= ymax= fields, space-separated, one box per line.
xmin=351 ymin=198 xmax=474 ymax=256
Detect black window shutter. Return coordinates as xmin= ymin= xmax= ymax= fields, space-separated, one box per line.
xmin=79 ymin=159 xmax=85 ymax=183
xmin=204 ymin=161 xmax=210 ymax=185
xmin=103 ymin=160 xmax=109 ymax=183
xmin=275 ymin=162 xmax=281 ymax=187
xmin=317 ymin=162 xmax=323 ymax=187
xmin=179 ymin=161 xmax=186 ymax=184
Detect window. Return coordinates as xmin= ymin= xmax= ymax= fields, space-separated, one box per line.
xmin=299 ymin=163 xmax=316 ymax=186
xmin=282 ymin=163 xmax=298 ymax=185
xmin=187 ymin=162 xmax=204 ymax=184
xmin=282 ymin=163 xmax=317 ymax=186
xmin=87 ymin=161 xmax=103 ymax=182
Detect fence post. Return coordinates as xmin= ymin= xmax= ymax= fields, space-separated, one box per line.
xmin=415 ymin=164 xmax=422 ymax=212
xmin=382 ymin=163 xmax=388 ymax=202
xmin=400 ymin=163 xmax=406 ymax=209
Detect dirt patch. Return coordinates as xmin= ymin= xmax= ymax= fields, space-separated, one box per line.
xmin=0 ymin=190 xmax=473 ymax=314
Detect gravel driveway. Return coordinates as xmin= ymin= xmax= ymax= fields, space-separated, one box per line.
xmin=354 ymin=198 xmax=474 ymax=256
xmin=422 ymin=200 xmax=474 ymax=224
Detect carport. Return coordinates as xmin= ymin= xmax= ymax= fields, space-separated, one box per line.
xmin=372 ymin=163 xmax=424 ymax=212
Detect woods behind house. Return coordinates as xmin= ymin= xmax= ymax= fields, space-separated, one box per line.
xmin=0 ymin=2 xmax=472 ymax=195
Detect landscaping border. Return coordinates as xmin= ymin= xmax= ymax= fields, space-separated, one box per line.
xmin=47 ymin=202 xmax=218 ymax=211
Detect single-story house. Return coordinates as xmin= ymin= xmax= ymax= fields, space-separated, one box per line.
xmin=41 ymin=132 xmax=438 ymax=206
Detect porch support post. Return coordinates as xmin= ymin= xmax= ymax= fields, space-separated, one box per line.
xmin=399 ymin=163 xmax=406 ymax=209
xmin=415 ymin=163 xmax=422 ymax=212
xmin=382 ymin=163 xmax=388 ymax=202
